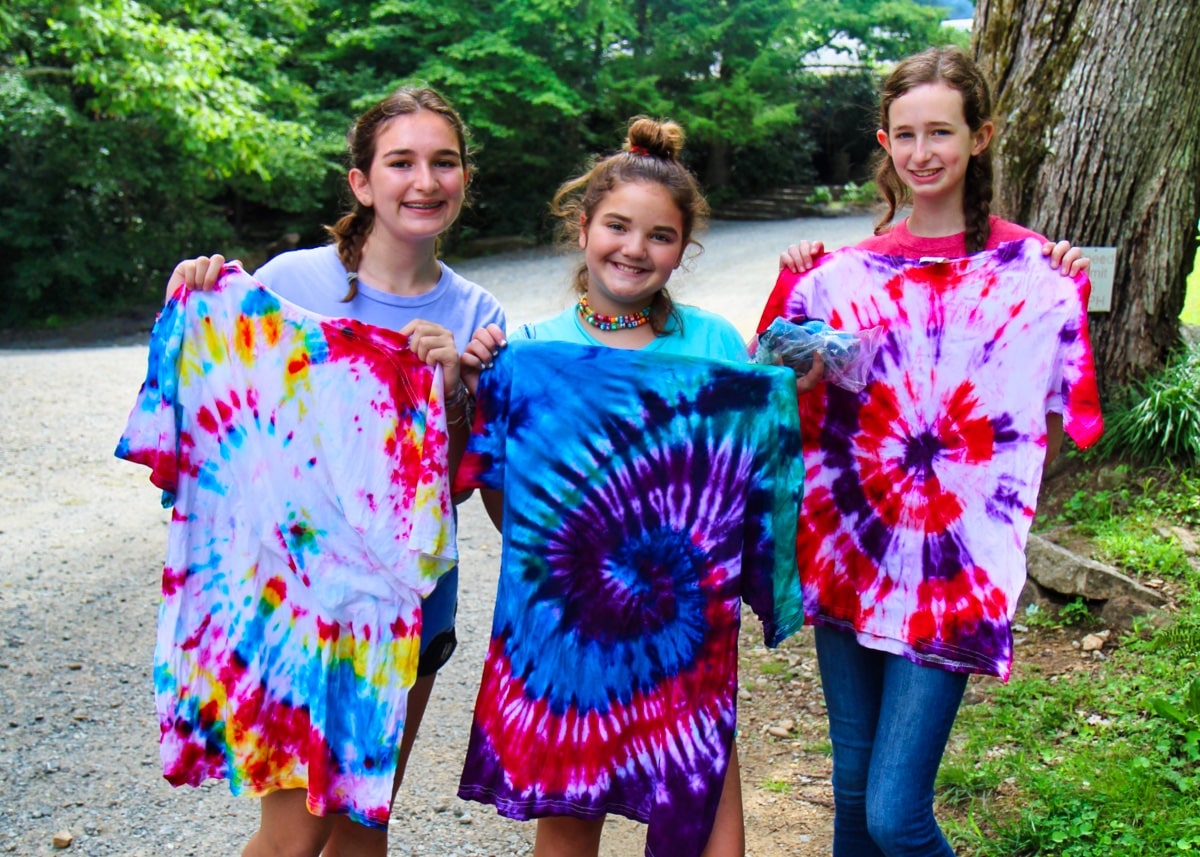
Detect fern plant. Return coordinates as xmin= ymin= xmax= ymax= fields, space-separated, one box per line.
xmin=1092 ymin=342 xmax=1200 ymax=465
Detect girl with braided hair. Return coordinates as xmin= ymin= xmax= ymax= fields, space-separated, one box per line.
xmin=157 ymin=85 xmax=504 ymax=856
xmin=761 ymin=46 xmax=1103 ymax=855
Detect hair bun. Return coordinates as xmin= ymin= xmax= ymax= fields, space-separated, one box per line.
xmin=626 ymin=116 xmax=684 ymax=161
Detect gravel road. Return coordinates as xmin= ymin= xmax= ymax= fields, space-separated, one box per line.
xmin=0 ymin=216 xmax=873 ymax=856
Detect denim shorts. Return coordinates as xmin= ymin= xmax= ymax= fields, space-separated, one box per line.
xmin=417 ymin=566 xmax=458 ymax=676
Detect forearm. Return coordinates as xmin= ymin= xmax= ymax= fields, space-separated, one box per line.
xmin=480 ymin=488 xmax=504 ymax=532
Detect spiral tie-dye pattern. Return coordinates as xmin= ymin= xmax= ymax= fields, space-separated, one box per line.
xmin=756 ymin=239 xmax=1102 ymax=680
xmin=115 ymin=264 xmax=456 ymax=827
xmin=453 ymin=341 xmax=805 ymax=857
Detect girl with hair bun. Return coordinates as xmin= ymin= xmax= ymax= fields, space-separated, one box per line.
xmin=459 ymin=117 xmax=815 ymax=857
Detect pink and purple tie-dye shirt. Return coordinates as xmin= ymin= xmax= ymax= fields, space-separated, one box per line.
xmin=115 ymin=264 xmax=456 ymax=827
xmin=758 ymin=239 xmax=1102 ymax=679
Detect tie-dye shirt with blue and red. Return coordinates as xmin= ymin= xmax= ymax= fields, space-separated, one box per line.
xmin=453 ymin=340 xmax=805 ymax=857
xmin=757 ymin=239 xmax=1102 ymax=680
xmin=115 ymin=265 xmax=456 ymax=827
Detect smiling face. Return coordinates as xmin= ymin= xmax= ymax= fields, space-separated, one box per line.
xmin=348 ymin=110 xmax=467 ymax=245
xmin=578 ymin=180 xmax=685 ymax=316
xmin=877 ymin=81 xmax=993 ymax=213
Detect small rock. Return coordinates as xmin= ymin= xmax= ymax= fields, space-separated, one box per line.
xmin=52 ymin=830 xmax=73 ymax=849
xmin=766 ymin=726 xmax=791 ymax=739
xmin=1080 ymin=633 xmax=1105 ymax=652
xmin=961 ymin=689 xmax=986 ymax=706
xmin=738 ymin=688 xmax=752 ymax=701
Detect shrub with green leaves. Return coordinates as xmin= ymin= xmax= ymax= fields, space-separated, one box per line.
xmin=1091 ymin=342 xmax=1200 ymax=465
xmin=805 ymin=185 xmax=834 ymax=205
xmin=841 ymin=180 xmax=878 ymax=205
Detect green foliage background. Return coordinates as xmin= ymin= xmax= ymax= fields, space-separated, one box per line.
xmin=0 ymin=0 xmax=961 ymax=326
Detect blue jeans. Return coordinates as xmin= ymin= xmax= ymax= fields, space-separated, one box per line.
xmin=814 ymin=626 xmax=968 ymax=857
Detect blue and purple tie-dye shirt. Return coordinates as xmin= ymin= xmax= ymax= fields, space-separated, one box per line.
xmin=453 ymin=340 xmax=805 ymax=857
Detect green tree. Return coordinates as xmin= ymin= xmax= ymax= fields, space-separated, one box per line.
xmin=1 ymin=0 xmax=970 ymax=326
xmin=0 ymin=0 xmax=325 ymax=324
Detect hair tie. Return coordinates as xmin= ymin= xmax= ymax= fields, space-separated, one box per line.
xmin=629 ymin=145 xmax=651 ymax=157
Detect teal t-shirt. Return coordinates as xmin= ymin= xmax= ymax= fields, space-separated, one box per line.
xmin=515 ymin=304 xmax=749 ymax=362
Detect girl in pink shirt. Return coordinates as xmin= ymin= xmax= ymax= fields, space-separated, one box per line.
xmin=762 ymin=46 xmax=1102 ymax=856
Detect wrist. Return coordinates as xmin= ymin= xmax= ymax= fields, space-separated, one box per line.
xmin=445 ymin=381 xmax=474 ymax=427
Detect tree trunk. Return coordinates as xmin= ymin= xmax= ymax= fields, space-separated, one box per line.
xmin=974 ymin=0 xmax=1200 ymax=387
xmin=705 ymin=139 xmax=731 ymax=191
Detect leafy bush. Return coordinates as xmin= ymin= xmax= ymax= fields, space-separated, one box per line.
xmin=805 ymin=185 xmax=834 ymax=205
xmin=840 ymin=180 xmax=878 ymax=205
xmin=1091 ymin=342 xmax=1200 ymax=465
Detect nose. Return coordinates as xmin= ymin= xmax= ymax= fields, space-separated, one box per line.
xmin=913 ymin=135 xmax=931 ymax=162
xmin=622 ymin=231 xmax=648 ymax=258
xmin=414 ymin=161 xmax=439 ymax=191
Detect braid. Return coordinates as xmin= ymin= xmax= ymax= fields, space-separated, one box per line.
xmin=872 ymin=148 xmax=908 ymax=236
xmin=962 ymin=156 xmax=993 ymax=254
xmin=325 ymin=210 xmax=374 ymax=301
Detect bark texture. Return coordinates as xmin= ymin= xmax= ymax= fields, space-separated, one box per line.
xmin=975 ymin=0 xmax=1200 ymax=387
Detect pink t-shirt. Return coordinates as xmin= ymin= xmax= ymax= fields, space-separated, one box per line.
xmin=857 ymin=215 xmax=1044 ymax=258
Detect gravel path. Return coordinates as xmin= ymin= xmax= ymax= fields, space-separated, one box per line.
xmin=0 ymin=216 xmax=873 ymax=856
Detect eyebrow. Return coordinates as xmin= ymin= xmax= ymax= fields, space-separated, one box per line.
xmin=600 ymin=212 xmax=681 ymax=236
xmin=380 ymin=148 xmax=463 ymax=159
xmin=891 ymin=121 xmax=956 ymax=131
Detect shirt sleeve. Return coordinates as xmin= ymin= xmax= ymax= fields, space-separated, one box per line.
xmin=739 ymin=367 xmax=806 ymax=647
xmin=452 ymin=344 xmax=514 ymax=493
xmin=114 ymin=290 xmax=187 ymax=506
xmin=756 ymin=268 xmax=806 ymax=335
xmin=1052 ymin=271 xmax=1104 ymax=448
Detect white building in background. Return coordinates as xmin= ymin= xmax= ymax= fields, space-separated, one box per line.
xmin=802 ymin=19 xmax=974 ymax=73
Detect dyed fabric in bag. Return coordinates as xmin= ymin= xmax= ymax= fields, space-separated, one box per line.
xmin=453 ymin=340 xmax=805 ymax=857
xmin=115 ymin=265 xmax=456 ymax=827
xmin=757 ymin=238 xmax=1103 ymax=680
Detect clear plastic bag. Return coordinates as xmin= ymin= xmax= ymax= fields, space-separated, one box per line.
xmin=753 ymin=317 xmax=884 ymax=393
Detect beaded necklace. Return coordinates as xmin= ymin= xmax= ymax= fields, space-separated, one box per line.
xmin=577 ymin=294 xmax=652 ymax=331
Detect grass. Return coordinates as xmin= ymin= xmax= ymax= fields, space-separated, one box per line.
xmin=758 ymin=659 xmax=793 ymax=677
xmin=762 ymin=777 xmax=792 ymax=794
xmin=939 ymin=465 xmax=1200 ymax=856
xmin=1037 ymin=472 xmax=1194 ymax=580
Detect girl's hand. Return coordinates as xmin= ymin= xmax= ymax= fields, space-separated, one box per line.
xmin=166 ymin=254 xmax=226 ymax=301
xmin=795 ymin=352 xmax=825 ymax=395
xmin=1042 ymin=240 xmax=1090 ymax=278
xmin=460 ymin=324 xmax=506 ymax=396
xmin=779 ymin=240 xmax=825 ymax=273
xmin=402 ymin=319 xmax=461 ymax=393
